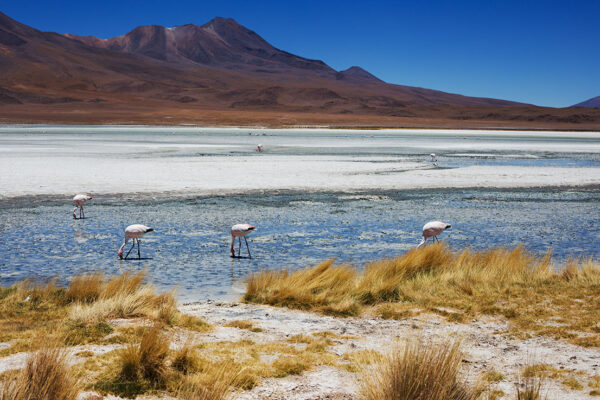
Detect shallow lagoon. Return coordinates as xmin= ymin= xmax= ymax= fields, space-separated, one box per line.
xmin=0 ymin=126 xmax=599 ymax=301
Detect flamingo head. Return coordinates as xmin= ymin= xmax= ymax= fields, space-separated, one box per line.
xmin=230 ymin=244 xmax=236 ymax=257
xmin=445 ymin=224 xmax=452 ymax=230
xmin=72 ymin=208 xmax=77 ymax=219
xmin=118 ymin=243 xmax=125 ymax=259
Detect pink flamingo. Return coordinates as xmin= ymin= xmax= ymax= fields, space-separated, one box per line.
xmin=256 ymin=144 xmax=263 ymax=152
xmin=230 ymin=224 xmax=255 ymax=258
xmin=72 ymin=194 xmax=93 ymax=219
xmin=417 ymin=221 xmax=451 ymax=248
xmin=118 ymin=224 xmax=154 ymax=260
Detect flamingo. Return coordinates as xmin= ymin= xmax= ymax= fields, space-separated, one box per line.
xmin=72 ymin=194 xmax=93 ymax=219
xmin=118 ymin=224 xmax=154 ymax=260
xmin=256 ymin=144 xmax=263 ymax=152
xmin=230 ymin=224 xmax=255 ymax=258
xmin=429 ymin=153 xmax=438 ymax=167
xmin=417 ymin=221 xmax=451 ymax=248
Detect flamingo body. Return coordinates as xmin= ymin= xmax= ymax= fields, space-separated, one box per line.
xmin=418 ymin=221 xmax=451 ymax=248
xmin=118 ymin=224 xmax=154 ymax=259
xmin=231 ymin=224 xmax=255 ymax=257
xmin=72 ymin=194 xmax=93 ymax=219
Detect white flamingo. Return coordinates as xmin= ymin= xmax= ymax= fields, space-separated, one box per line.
xmin=72 ymin=194 xmax=93 ymax=219
xmin=429 ymin=153 xmax=438 ymax=167
xmin=417 ymin=221 xmax=451 ymax=248
xmin=118 ymin=224 xmax=154 ymax=260
xmin=230 ymin=224 xmax=255 ymax=258
xmin=256 ymin=144 xmax=263 ymax=152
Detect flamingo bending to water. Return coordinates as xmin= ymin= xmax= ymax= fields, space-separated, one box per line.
xmin=256 ymin=144 xmax=263 ymax=152
xmin=231 ymin=224 xmax=255 ymax=258
xmin=118 ymin=224 xmax=154 ymax=260
xmin=72 ymin=194 xmax=93 ymax=219
xmin=417 ymin=221 xmax=451 ymax=248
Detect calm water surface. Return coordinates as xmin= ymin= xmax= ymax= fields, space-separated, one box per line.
xmin=1 ymin=188 xmax=599 ymax=301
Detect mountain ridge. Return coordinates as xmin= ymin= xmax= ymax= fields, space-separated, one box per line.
xmin=574 ymin=96 xmax=600 ymax=109
xmin=1 ymin=11 xmax=599 ymax=128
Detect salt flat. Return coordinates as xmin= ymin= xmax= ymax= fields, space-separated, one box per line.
xmin=1 ymin=126 xmax=599 ymax=198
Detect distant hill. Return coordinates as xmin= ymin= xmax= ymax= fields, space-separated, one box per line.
xmin=1 ymin=11 xmax=599 ymax=128
xmin=573 ymin=96 xmax=600 ymax=109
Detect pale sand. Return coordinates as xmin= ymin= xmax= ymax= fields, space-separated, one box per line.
xmin=2 ymin=302 xmax=599 ymax=399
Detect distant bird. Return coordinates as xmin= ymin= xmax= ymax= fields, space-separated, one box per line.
xmin=256 ymin=144 xmax=263 ymax=152
xmin=429 ymin=153 xmax=438 ymax=167
xmin=118 ymin=224 xmax=154 ymax=260
xmin=72 ymin=194 xmax=93 ymax=219
xmin=230 ymin=224 xmax=255 ymax=258
xmin=417 ymin=221 xmax=451 ymax=248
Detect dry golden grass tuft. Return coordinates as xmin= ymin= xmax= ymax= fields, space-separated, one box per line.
xmin=245 ymin=244 xmax=600 ymax=345
xmin=481 ymin=370 xmax=506 ymax=383
xmin=172 ymin=340 xmax=202 ymax=375
xmin=515 ymin=376 xmax=546 ymax=400
xmin=119 ymin=326 xmax=170 ymax=384
xmin=224 ymin=319 xmax=263 ymax=332
xmin=359 ymin=339 xmax=478 ymax=400
xmin=245 ymin=259 xmax=360 ymax=316
xmin=176 ymin=363 xmax=234 ymax=400
xmin=68 ymin=270 xmax=171 ymax=325
xmin=0 ymin=270 xmax=209 ymax=357
xmin=65 ymin=272 xmax=103 ymax=303
xmin=0 ymin=346 xmax=79 ymax=400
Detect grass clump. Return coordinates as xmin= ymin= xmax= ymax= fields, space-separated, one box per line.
xmin=119 ymin=326 xmax=170 ymax=384
xmin=172 ymin=342 xmax=202 ymax=375
xmin=590 ymin=375 xmax=600 ymax=388
xmin=359 ymin=339 xmax=477 ymax=400
xmin=245 ymin=259 xmax=360 ymax=316
xmin=482 ymin=370 xmax=506 ymax=383
xmin=0 ymin=270 xmax=198 ymax=355
xmin=176 ymin=363 xmax=234 ymax=400
xmin=562 ymin=377 xmax=583 ymax=390
xmin=224 ymin=320 xmax=263 ymax=332
xmin=245 ymin=244 xmax=600 ymax=346
xmin=515 ymin=376 xmax=545 ymax=400
xmin=1 ymin=346 xmax=79 ymax=400
xmin=93 ymin=327 xmax=170 ymax=397
xmin=521 ymin=364 xmax=557 ymax=379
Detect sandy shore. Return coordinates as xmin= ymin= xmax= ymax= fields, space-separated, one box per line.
xmin=2 ymin=301 xmax=598 ymax=399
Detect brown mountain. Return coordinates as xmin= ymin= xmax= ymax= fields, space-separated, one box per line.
xmin=65 ymin=17 xmax=335 ymax=77
xmin=1 ymin=11 xmax=599 ymax=129
xmin=573 ymin=96 xmax=600 ymax=109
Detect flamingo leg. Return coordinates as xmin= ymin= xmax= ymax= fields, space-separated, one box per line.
xmin=244 ymin=236 xmax=251 ymax=258
xmin=137 ymin=239 xmax=141 ymax=259
xmin=124 ymin=241 xmax=135 ymax=259
xmin=81 ymin=206 xmax=85 ymax=219
xmin=238 ymin=237 xmax=241 ymax=257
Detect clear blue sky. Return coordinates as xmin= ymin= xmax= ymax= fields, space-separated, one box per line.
xmin=3 ymin=0 xmax=599 ymax=107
